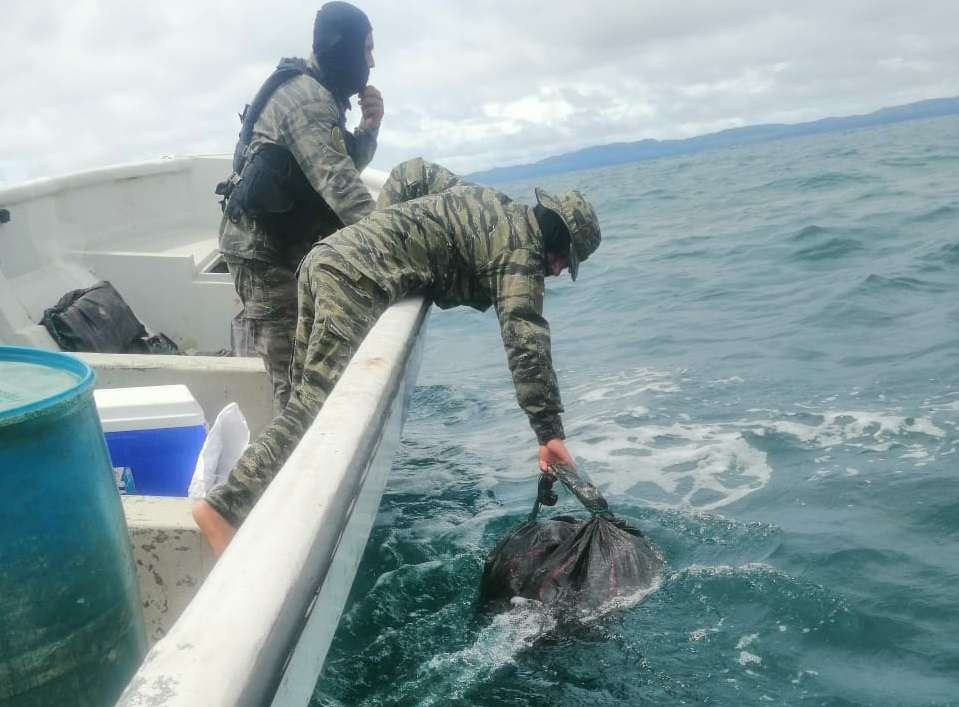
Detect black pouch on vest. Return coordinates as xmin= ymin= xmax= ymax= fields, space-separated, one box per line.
xmin=225 ymin=146 xmax=298 ymax=225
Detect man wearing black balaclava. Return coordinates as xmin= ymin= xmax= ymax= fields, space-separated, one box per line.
xmin=216 ymin=2 xmax=383 ymax=415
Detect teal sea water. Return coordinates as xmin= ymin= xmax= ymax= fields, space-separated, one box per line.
xmin=317 ymin=116 xmax=959 ymax=706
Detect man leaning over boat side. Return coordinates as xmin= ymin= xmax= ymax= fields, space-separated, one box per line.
xmin=216 ymin=2 xmax=384 ymax=415
xmin=193 ymin=160 xmax=603 ymax=556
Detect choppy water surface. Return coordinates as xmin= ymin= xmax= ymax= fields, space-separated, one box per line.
xmin=316 ymin=116 xmax=959 ymax=706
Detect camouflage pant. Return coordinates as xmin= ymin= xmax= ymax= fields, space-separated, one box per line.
xmin=207 ymin=254 xmax=390 ymax=526
xmin=207 ymin=157 xmax=465 ymax=524
xmin=225 ymin=256 xmax=297 ymax=416
xmin=375 ymin=156 xmax=466 ymax=209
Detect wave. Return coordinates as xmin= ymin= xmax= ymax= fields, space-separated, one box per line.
xmin=638 ymin=187 xmax=677 ymax=199
xmin=416 ymin=602 xmax=558 ymax=704
xmin=839 ymin=337 xmax=959 ymax=367
xmin=909 ymin=498 xmax=959 ymax=539
xmin=407 ymin=384 xmax=494 ymax=426
xmin=570 ymin=367 xmax=682 ymax=403
xmin=790 ymin=236 xmax=864 ymax=262
xmin=662 ymin=562 xmax=858 ymax=644
xmin=852 ymin=187 xmax=912 ymax=203
xmin=377 ymin=568 xmax=663 ymax=705
xmin=880 ymin=154 xmax=959 ymax=168
xmin=909 ymin=204 xmax=959 ymax=224
xmin=918 ymin=241 xmax=959 ymax=268
xmin=822 ymin=147 xmax=861 ymax=159
xmin=788 ymin=224 xmax=829 ymax=241
xmin=797 ymin=171 xmax=874 ymax=190
xmin=859 ymin=273 xmax=951 ymax=294
xmin=743 ymin=408 xmax=947 ymax=459
xmin=571 ymin=418 xmax=772 ymax=511
xmin=878 ymin=156 xmax=930 ymax=168
xmin=761 ymin=171 xmax=875 ymax=193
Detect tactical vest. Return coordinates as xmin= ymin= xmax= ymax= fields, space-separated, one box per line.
xmin=215 ymin=58 xmax=355 ymax=240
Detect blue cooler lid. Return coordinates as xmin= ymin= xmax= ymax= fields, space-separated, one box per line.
xmin=0 ymin=346 xmax=94 ymax=424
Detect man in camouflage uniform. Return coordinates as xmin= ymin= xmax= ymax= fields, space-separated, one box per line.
xmin=194 ymin=159 xmax=602 ymax=554
xmin=219 ymin=2 xmax=383 ymax=414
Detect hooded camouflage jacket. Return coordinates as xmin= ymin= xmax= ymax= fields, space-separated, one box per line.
xmin=315 ymin=183 xmax=565 ymax=443
xmin=219 ymin=56 xmax=377 ymax=270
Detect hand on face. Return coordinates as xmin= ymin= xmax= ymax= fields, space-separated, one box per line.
xmin=359 ymin=85 xmax=384 ymax=131
xmin=538 ymin=437 xmax=575 ymax=472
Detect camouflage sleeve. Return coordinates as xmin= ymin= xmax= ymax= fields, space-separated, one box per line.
xmin=351 ymin=125 xmax=378 ymax=172
xmin=489 ymin=247 xmax=565 ymax=444
xmin=282 ymin=97 xmax=375 ymax=226
xmin=376 ymin=157 xmax=466 ymax=209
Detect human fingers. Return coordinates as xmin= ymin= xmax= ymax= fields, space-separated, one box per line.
xmin=361 ymin=85 xmax=382 ymax=100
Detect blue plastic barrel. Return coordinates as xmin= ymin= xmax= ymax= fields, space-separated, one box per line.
xmin=0 ymin=346 xmax=146 ymax=707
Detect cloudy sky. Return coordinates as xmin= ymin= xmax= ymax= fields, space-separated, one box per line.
xmin=2 ymin=0 xmax=957 ymax=184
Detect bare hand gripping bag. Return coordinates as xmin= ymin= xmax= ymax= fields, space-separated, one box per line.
xmin=480 ymin=465 xmax=663 ymax=611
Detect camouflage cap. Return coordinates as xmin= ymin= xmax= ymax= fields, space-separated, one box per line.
xmin=534 ymin=188 xmax=601 ymax=281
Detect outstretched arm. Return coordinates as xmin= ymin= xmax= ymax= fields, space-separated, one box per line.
xmin=490 ymin=248 xmax=571 ymax=467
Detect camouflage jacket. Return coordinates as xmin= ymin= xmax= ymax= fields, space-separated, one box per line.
xmin=315 ymin=183 xmax=565 ymax=443
xmin=219 ymin=56 xmax=376 ymax=270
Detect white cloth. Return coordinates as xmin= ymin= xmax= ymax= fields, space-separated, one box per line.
xmin=188 ymin=402 xmax=250 ymax=499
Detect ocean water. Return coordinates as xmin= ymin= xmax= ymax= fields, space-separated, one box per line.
xmin=316 ymin=116 xmax=959 ymax=706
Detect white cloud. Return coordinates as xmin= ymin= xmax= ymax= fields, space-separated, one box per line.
xmin=482 ymin=90 xmax=576 ymax=126
xmin=1 ymin=0 xmax=957 ymax=183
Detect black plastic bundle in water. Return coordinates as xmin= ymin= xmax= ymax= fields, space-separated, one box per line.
xmin=480 ymin=465 xmax=663 ymax=610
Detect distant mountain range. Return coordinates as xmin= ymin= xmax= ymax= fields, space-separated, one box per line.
xmin=466 ymin=96 xmax=959 ymax=183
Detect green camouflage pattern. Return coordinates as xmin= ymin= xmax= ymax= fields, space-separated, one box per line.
xmin=207 ymin=163 xmax=600 ymax=526
xmin=376 ymin=157 xmax=468 ymax=209
xmin=224 ymin=256 xmax=296 ymax=414
xmin=218 ymin=156 xmax=449 ymax=414
xmin=219 ymin=55 xmax=377 ymax=269
xmin=534 ymin=188 xmax=602 ymax=280
xmin=218 ymin=56 xmax=376 ymax=410
xmin=206 ymin=263 xmax=389 ymax=526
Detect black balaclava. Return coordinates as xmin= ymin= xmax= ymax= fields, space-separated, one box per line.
xmin=313 ymin=2 xmax=372 ymax=99
xmin=534 ymin=203 xmax=571 ymax=259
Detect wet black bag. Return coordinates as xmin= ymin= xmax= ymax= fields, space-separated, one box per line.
xmin=480 ymin=465 xmax=663 ymax=610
